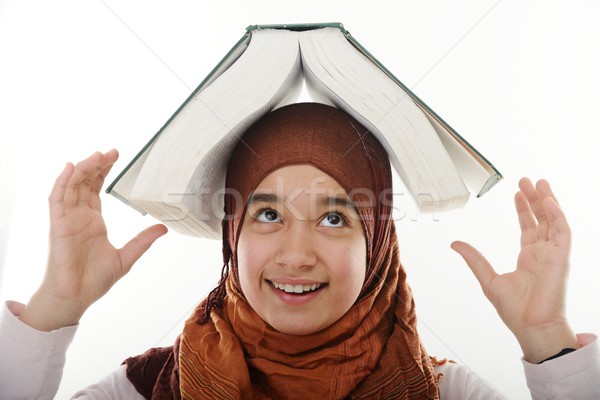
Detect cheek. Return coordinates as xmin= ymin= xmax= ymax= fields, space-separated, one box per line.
xmin=236 ymin=234 xmax=268 ymax=295
xmin=329 ymin=238 xmax=367 ymax=300
xmin=347 ymin=257 xmax=367 ymax=299
xmin=352 ymin=239 xmax=368 ymax=293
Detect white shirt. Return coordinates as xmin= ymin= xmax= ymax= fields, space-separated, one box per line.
xmin=1 ymin=301 xmax=599 ymax=399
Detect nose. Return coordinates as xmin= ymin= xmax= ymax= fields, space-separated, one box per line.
xmin=274 ymin=223 xmax=317 ymax=269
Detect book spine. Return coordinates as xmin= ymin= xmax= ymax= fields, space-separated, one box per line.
xmin=245 ymin=22 xmax=346 ymax=33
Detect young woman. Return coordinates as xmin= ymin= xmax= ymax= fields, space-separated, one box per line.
xmin=1 ymin=103 xmax=598 ymax=399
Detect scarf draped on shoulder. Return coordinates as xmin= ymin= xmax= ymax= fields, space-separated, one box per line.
xmin=124 ymin=103 xmax=440 ymax=399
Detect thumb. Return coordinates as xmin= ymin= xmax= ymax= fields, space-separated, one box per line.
xmin=451 ymin=240 xmax=497 ymax=297
xmin=119 ymin=224 xmax=168 ymax=273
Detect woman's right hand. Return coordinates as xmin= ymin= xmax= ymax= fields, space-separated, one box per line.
xmin=19 ymin=150 xmax=168 ymax=331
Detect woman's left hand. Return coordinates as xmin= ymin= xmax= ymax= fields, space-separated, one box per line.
xmin=451 ymin=178 xmax=579 ymax=363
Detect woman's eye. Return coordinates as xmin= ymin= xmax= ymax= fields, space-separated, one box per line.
xmin=255 ymin=209 xmax=281 ymax=223
xmin=319 ymin=212 xmax=345 ymax=228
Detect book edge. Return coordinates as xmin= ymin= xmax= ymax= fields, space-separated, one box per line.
xmin=105 ymin=31 xmax=253 ymax=196
xmin=343 ymin=32 xmax=503 ymax=184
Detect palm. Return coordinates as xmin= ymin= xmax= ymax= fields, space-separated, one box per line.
xmin=48 ymin=197 xmax=123 ymax=304
xmin=486 ymin=238 xmax=569 ymax=333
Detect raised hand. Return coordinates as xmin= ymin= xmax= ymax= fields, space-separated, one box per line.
xmin=20 ymin=150 xmax=168 ymax=331
xmin=451 ymin=178 xmax=579 ymax=363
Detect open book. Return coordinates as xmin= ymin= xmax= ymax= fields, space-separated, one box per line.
xmin=107 ymin=23 xmax=502 ymax=239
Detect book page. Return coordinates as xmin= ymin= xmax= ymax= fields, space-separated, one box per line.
xmin=127 ymin=29 xmax=303 ymax=237
xmin=299 ymin=28 xmax=469 ymax=212
xmin=422 ymin=111 xmax=498 ymax=195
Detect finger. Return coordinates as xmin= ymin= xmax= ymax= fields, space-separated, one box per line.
xmin=65 ymin=152 xmax=116 ymax=207
xmin=63 ymin=151 xmax=105 ymax=208
xmin=533 ymin=179 xmax=559 ymax=240
xmin=48 ymin=162 xmax=75 ymax=219
xmin=544 ymin=197 xmax=571 ymax=250
xmin=88 ymin=163 xmax=113 ymax=212
xmin=451 ymin=241 xmax=498 ymax=298
xmin=89 ymin=149 xmax=119 ymax=210
xmin=118 ymin=224 xmax=169 ymax=275
xmin=90 ymin=149 xmax=119 ymax=193
xmin=535 ymin=179 xmax=558 ymax=203
xmin=515 ymin=191 xmax=538 ymax=247
xmin=519 ymin=177 xmax=550 ymax=239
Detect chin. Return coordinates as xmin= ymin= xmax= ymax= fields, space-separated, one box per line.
xmin=269 ymin=318 xmax=327 ymax=336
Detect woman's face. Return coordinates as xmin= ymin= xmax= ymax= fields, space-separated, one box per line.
xmin=237 ymin=165 xmax=367 ymax=335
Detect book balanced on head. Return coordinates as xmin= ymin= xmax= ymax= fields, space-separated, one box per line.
xmin=107 ymin=22 xmax=502 ymax=239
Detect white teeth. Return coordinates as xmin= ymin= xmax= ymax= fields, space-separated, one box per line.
xmin=272 ymin=281 xmax=322 ymax=294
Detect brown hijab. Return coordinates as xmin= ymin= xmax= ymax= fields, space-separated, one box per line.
xmin=125 ymin=103 xmax=440 ymax=399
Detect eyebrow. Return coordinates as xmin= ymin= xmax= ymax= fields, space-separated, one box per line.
xmin=317 ymin=196 xmax=356 ymax=211
xmin=247 ymin=192 xmax=356 ymax=212
xmin=247 ymin=192 xmax=279 ymax=206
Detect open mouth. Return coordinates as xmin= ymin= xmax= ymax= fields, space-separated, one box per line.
xmin=268 ymin=280 xmax=326 ymax=295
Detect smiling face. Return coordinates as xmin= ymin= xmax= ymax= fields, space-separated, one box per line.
xmin=236 ymin=164 xmax=367 ymax=336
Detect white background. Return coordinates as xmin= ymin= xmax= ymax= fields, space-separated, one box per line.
xmin=1 ymin=1 xmax=599 ymax=399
